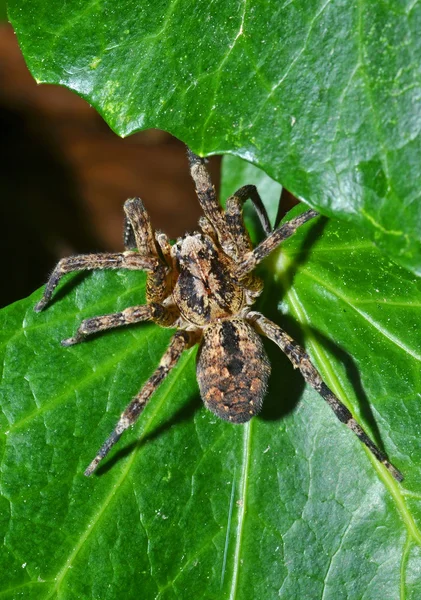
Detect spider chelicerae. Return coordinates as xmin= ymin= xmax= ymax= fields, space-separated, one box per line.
xmin=34 ymin=149 xmax=403 ymax=482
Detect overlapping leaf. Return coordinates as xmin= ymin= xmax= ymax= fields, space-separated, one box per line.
xmin=8 ymin=0 xmax=421 ymax=273
xmin=0 ymin=159 xmax=420 ymax=598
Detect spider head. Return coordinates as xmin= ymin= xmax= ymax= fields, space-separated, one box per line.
xmin=173 ymin=232 xmax=218 ymax=274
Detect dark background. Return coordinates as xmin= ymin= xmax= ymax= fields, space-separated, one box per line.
xmin=0 ymin=22 xmax=223 ymax=308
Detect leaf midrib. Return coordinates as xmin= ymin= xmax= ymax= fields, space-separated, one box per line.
xmin=228 ymin=420 xmax=252 ymax=600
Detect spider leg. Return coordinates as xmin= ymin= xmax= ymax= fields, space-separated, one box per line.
xmin=187 ymin=149 xmax=231 ymax=245
xmin=61 ymin=303 xmax=176 ymax=346
xmin=155 ymin=230 xmax=172 ymax=266
xmin=198 ymin=216 xmax=218 ymax=242
xmin=123 ymin=214 xmax=137 ymax=251
xmin=187 ymin=149 xmax=271 ymax=261
xmin=124 ymin=198 xmax=170 ymax=303
xmin=248 ymin=311 xmax=403 ymax=482
xmin=84 ymin=330 xmax=190 ymax=476
xmin=225 ymin=184 xmax=272 ymax=251
xmin=124 ymin=197 xmax=159 ymax=257
xmin=235 ymin=209 xmax=318 ymax=278
xmin=34 ymin=252 xmax=155 ymax=312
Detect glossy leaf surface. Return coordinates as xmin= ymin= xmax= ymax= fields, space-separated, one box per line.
xmin=8 ymin=0 xmax=421 ymax=274
xmin=0 ymin=159 xmax=420 ymax=599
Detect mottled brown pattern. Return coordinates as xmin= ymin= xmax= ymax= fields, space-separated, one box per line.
xmin=124 ymin=198 xmax=170 ymax=304
xmin=197 ymin=319 xmax=270 ymax=423
xmin=172 ymin=233 xmax=243 ymax=325
xmin=224 ymin=184 xmax=272 ymax=258
xmin=35 ymin=148 xmax=403 ymax=482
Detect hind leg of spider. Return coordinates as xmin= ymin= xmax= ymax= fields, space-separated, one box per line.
xmin=248 ymin=311 xmax=403 ymax=482
xmin=84 ymin=330 xmax=191 ymax=476
xmin=34 ymin=252 xmax=156 ymax=313
xmin=61 ymin=303 xmax=177 ymax=347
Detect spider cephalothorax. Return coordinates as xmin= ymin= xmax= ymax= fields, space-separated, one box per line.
xmin=34 ymin=149 xmax=403 ymax=482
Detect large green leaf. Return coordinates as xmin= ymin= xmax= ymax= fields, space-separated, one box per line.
xmin=8 ymin=0 xmax=421 ymax=274
xmin=0 ymin=2 xmax=7 ymax=21
xmin=0 ymin=158 xmax=420 ymax=598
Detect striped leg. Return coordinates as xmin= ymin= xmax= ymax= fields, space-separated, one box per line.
xmin=248 ymin=311 xmax=403 ymax=482
xmin=124 ymin=198 xmax=169 ymax=303
xmin=187 ymin=149 xmax=226 ymax=233
xmin=34 ymin=252 xmax=154 ymax=312
xmin=84 ymin=330 xmax=190 ymax=476
xmin=235 ymin=209 xmax=318 ymax=279
xmin=61 ymin=303 xmax=176 ymax=347
xmin=225 ymin=184 xmax=272 ymax=255
xmin=187 ymin=149 xmax=271 ymax=261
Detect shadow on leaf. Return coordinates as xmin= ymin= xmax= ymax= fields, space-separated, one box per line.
xmin=95 ymin=392 xmax=201 ymax=476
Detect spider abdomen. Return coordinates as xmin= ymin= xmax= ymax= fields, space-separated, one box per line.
xmin=196 ymin=318 xmax=271 ymax=423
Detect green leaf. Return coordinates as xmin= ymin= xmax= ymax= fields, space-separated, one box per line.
xmin=0 ymin=2 xmax=7 ymax=21
xmin=0 ymin=157 xmax=420 ymax=599
xmin=220 ymin=154 xmax=282 ymax=239
xmin=8 ymin=0 xmax=421 ymax=274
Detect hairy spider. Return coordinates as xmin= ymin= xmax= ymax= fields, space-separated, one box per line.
xmin=34 ymin=149 xmax=403 ymax=482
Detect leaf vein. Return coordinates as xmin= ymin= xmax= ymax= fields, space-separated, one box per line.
xmin=284 ymin=285 xmax=421 ymax=550
xmin=39 ymin=350 xmax=195 ymax=597
xmin=228 ymin=421 xmax=252 ymax=600
xmin=300 ymin=269 xmax=421 ymax=361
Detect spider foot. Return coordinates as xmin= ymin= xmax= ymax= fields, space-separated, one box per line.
xmin=61 ymin=336 xmax=80 ymax=347
xmin=34 ymin=298 xmax=48 ymax=312
xmin=382 ymin=460 xmax=404 ymax=483
xmin=84 ymin=455 xmax=102 ymax=477
xmin=84 ymin=426 xmax=125 ymax=476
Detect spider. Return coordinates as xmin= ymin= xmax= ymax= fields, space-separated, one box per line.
xmin=34 ymin=149 xmax=403 ymax=482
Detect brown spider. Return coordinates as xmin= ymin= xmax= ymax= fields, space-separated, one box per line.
xmin=34 ymin=149 xmax=403 ymax=482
